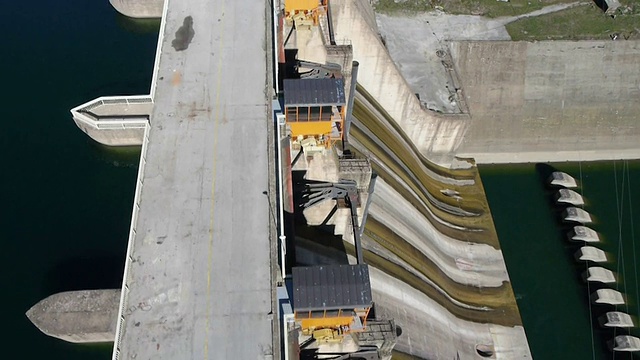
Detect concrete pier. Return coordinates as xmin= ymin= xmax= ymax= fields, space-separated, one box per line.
xmin=556 ymin=189 xmax=584 ymax=206
xmin=563 ymin=207 xmax=592 ymax=224
xmin=575 ymin=246 xmax=607 ymax=263
xmin=26 ymin=290 xmax=120 ymax=343
xmin=568 ymin=225 xmax=600 ymax=243
xmin=592 ymin=289 xmax=625 ymax=305
xmin=583 ymin=267 xmax=616 ymax=284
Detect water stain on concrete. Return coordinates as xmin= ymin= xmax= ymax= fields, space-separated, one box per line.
xmin=172 ymin=16 xmax=195 ymax=51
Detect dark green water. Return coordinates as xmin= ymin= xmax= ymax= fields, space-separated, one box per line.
xmin=1 ymin=1 xmax=157 ymax=358
xmin=481 ymin=161 xmax=640 ymax=360
xmin=4 ymin=1 xmax=639 ymax=360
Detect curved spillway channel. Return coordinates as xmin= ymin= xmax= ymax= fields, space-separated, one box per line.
xmin=328 ymin=85 xmax=529 ymax=358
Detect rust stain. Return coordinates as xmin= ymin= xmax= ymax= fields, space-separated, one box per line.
xmin=172 ymin=71 xmax=182 ymax=86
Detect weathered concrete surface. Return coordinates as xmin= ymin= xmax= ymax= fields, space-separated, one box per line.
xmin=110 ymin=0 xmax=164 ymax=18
xmin=26 ymin=290 xmax=120 ymax=343
xmin=73 ymin=123 xmax=145 ymax=146
xmin=374 ymin=3 xmax=586 ymax=114
xmin=376 ymin=12 xmax=510 ymax=114
xmin=451 ymin=40 xmax=640 ymax=163
xmin=331 ymin=0 xmax=470 ymax=162
xmin=114 ymin=0 xmax=274 ymax=358
xmin=297 ymin=92 xmax=529 ymax=358
xmin=286 ymin=2 xmax=530 ymax=358
xmin=350 ymin=89 xmax=528 ymax=357
xmin=371 ymin=267 xmax=530 ymax=360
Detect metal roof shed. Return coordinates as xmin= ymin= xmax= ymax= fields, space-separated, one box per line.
xmin=293 ymin=264 xmax=372 ymax=312
xmin=284 ymin=78 xmax=346 ymax=107
xmin=283 ymin=78 xmax=346 ymax=142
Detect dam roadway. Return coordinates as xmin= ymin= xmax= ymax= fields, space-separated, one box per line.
xmin=113 ymin=0 xmax=274 ymax=359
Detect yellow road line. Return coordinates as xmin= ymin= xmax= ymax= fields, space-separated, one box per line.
xmin=205 ymin=1 xmax=227 ymax=358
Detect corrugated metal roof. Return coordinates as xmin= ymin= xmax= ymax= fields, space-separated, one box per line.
xmin=283 ymin=78 xmax=346 ymax=106
xmin=292 ymin=264 xmax=372 ymax=312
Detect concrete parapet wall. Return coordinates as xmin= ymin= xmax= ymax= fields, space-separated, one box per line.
xmin=74 ymin=118 xmax=146 ymax=146
xmin=110 ymin=0 xmax=164 ymax=19
xmin=331 ymin=0 xmax=470 ymax=160
xmin=451 ymin=40 xmax=640 ymax=163
xmin=71 ymin=95 xmax=152 ymax=146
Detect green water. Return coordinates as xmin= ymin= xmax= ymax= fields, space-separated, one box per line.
xmin=1 ymin=0 xmax=157 ymax=358
xmin=481 ymin=161 xmax=640 ymax=360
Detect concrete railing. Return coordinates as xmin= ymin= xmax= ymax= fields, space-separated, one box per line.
xmin=112 ymin=123 xmax=150 ymax=360
xmin=71 ymin=95 xmax=152 ymax=129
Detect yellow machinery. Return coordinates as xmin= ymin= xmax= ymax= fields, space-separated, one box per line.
xmin=283 ymin=77 xmax=346 ymax=148
xmin=284 ymin=0 xmax=327 ymax=27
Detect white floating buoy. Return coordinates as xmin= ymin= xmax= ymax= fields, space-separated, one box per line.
xmin=549 ymin=171 xmax=578 ymax=188
xmin=583 ymin=267 xmax=616 ymax=283
xmin=575 ymin=246 xmax=607 ymax=263
xmin=599 ymin=311 xmax=634 ymax=328
xmin=568 ymin=226 xmax=600 ymax=243
xmin=613 ymin=335 xmax=640 ymax=352
xmin=556 ymin=188 xmax=584 ymax=206
xmin=592 ymin=289 xmax=625 ymax=305
xmin=563 ymin=207 xmax=592 ymax=224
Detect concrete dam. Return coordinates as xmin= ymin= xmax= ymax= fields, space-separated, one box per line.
xmin=28 ymin=0 xmax=640 ymax=359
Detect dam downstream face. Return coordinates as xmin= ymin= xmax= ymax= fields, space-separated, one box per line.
xmin=480 ymin=161 xmax=640 ymax=360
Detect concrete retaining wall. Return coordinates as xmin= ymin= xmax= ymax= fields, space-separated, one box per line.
xmin=331 ymin=0 xmax=470 ymax=162
xmin=451 ymin=40 xmax=640 ymax=163
xmin=110 ymin=0 xmax=164 ymax=19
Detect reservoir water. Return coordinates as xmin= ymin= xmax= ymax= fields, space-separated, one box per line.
xmin=481 ymin=162 xmax=640 ymax=360
xmin=5 ymin=1 xmax=640 ymax=359
xmin=1 ymin=0 xmax=157 ymax=358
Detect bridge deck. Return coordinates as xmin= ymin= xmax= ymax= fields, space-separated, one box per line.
xmin=117 ymin=0 xmax=273 ymax=358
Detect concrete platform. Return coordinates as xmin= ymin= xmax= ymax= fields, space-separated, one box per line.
xmin=568 ymin=225 xmax=600 ymax=243
xmin=548 ymin=172 xmax=578 ymax=188
xmin=583 ymin=267 xmax=616 ymax=284
xmin=556 ymin=188 xmax=584 ymax=206
xmin=563 ymin=207 xmax=592 ymax=224
xmin=575 ymin=246 xmax=607 ymax=263
xmin=592 ymin=289 xmax=625 ymax=305
xmin=599 ymin=312 xmax=634 ymax=328
xmin=112 ymin=0 xmax=274 ymax=358
xmin=613 ymin=335 xmax=640 ymax=352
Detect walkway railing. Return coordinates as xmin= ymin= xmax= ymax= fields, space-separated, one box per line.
xmin=112 ymin=123 xmax=151 ymax=360
xmin=110 ymin=0 xmax=169 ymax=357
